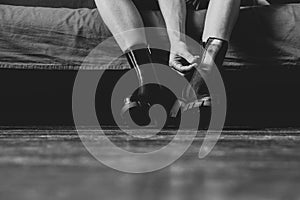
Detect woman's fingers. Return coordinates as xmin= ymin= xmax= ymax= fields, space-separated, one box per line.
xmin=180 ymin=52 xmax=200 ymax=64
xmin=169 ymin=59 xmax=183 ymax=71
xmin=169 ymin=50 xmax=200 ymax=72
xmin=169 ymin=58 xmax=197 ymax=72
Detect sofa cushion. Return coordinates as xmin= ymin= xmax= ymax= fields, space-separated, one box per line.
xmin=0 ymin=4 xmax=299 ymax=70
xmin=0 ymin=0 xmax=96 ymax=9
xmin=1 ymin=0 xmax=299 ymax=9
xmin=0 ymin=0 xmax=160 ymax=10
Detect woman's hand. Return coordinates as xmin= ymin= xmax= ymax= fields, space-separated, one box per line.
xmin=169 ymin=41 xmax=200 ymax=72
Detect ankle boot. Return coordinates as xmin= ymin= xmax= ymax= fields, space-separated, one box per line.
xmin=186 ymin=37 xmax=228 ymax=100
xmin=170 ymin=38 xmax=228 ymax=119
xmin=121 ymin=44 xmax=161 ymax=126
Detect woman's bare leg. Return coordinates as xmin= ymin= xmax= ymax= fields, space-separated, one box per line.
xmin=94 ymin=0 xmax=147 ymax=51
xmin=95 ymin=0 xmax=166 ymax=125
xmin=202 ymin=0 xmax=241 ymax=43
xmin=184 ymin=0 xmax=241 ymax=101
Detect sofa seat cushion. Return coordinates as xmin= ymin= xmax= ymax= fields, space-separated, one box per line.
xmin=0 ymin=4 xmax=299 ymax=70
xmin=1 ymin=0 xmax=299 ymax=9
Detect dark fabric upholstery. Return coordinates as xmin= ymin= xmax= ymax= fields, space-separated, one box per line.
xmin=0 ymin=0 xmax=96 ymax=9
xmin=0 ymin=4 xmax=299 ymax=70
xmin=1 ymin=0 xmax=300 ymax=9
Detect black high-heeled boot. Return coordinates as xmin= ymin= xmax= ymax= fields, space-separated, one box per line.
xmin=188 ymin=37 xmax=228 ymax=99
xmin=170 ymin=38 xmax=228 ymax=120
xmin=121 ymin=44 xmax=161 ymax=126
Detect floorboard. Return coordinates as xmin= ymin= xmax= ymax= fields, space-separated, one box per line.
xmin=0 ymin=128 xmax=300 ymax=200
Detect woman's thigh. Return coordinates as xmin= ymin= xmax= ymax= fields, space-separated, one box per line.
xmin=131 ymin=0 xmax=209 ymax=11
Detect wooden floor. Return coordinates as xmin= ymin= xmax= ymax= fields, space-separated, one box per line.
xmin=0 ymin=127 xmax=300 ymax=200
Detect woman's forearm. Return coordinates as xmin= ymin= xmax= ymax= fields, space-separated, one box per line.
xmin=157 ymin=0 xmax=187 ymax=45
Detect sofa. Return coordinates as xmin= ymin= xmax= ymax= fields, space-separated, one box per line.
xmin=0 ymin=1 xmax=299 ymax=127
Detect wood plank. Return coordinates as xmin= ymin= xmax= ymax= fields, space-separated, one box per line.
xmin=0 ymin=128 xmax=300 ymax=200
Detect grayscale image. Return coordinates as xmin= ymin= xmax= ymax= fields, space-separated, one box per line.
xmin=0 ymin=0 xmax=300 ymax=199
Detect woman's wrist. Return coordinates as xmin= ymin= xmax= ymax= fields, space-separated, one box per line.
xmin=170 ymin=39 xmax=188 ymax=49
